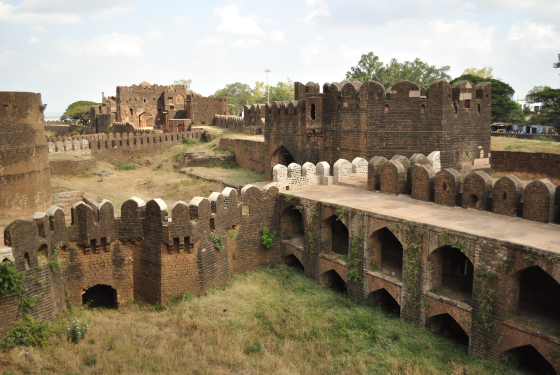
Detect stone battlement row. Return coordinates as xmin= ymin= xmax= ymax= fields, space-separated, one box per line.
xmin=1 ymin=183 xmax=278 ymax=266
xmin=272 ymin=153 xmax=559 ymax=224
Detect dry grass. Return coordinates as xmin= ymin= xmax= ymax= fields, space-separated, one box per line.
xmin=182 ymin=167 xmax=265 ymax=188
xmin=491 ymin=136 xmax=560 ymax=154
xmin=0 ymin=266 xmax=521 ymax=375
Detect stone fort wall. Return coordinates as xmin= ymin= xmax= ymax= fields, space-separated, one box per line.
xmin=0 ymin=92 xmax=52 ymax=217
xmin=491 ymin=150 xmax=560 ymax=179
xmin=262 ymin=79 xmax=491 ymax=178
xmin=2 ymin=165 xmax=560 ymax=369
xmin=46 ymin=131 xmax=204 ymax=162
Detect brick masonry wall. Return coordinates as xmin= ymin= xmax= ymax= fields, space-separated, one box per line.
xmin=264 ymin=80 xmax=491 ymax=179
xmin=220 ymin=138 xmax=266 ymax=173
xmin=49 ymin=157 xmax=97 ymax=175
xmin=0 ymin=92 xmax=52 ymax=217
xmin=491 ymin=150 xmax=560 ymax=179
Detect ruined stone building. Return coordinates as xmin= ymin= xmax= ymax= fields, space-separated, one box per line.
xmin=90 ymin=81 xmax=228 ymax=133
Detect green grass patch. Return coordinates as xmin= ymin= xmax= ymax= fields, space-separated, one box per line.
xmin=113 ymin=163 xmax=137 ymax=171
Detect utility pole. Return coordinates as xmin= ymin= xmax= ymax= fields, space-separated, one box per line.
xmin=265 ymin=68 xmax=271 ymax=102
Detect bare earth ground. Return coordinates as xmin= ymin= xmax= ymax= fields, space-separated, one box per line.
xmin=0 ymin=137 xmax=265 ymax=226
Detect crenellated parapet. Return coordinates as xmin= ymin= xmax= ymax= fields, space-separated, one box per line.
xmin=272 ymin=152 xmax=560 ymax=225
xmin=1 ymin=183 xmax=281 ymax=332
xmin=263 ymin=79 xmax=491 ymax=179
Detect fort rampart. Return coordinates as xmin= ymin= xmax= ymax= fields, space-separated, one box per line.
xmin=219 ymin=138 xmax=266 ymax=173
xmin=46 ymin=131 xmax=204 ymax=162
xmin=491 ymin=150 xmax=560 ymax=179
xmin=2 ymin=154 xmax=560 ymax=369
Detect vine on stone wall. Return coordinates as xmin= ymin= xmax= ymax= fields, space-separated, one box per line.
xmin=401 ymin=224 xmax=425 ymax=308
xmin=209 ymin=233 xmax=226 ymax=250
xmin=347 ymin=235 xmax=364 ymax=284
xmin=474 ymin=269 xmax=496 ymax=333
xmin=439 ymin=230 xmax=466 ymax=253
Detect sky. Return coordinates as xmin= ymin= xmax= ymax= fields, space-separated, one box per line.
xmin=1 ymin=0 xmax=560 ymax=118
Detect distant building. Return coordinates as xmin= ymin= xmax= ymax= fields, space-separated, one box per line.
xmin=90 ymin=81 xmax=228 ymax=133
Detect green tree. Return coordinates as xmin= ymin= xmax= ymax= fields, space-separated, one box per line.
xmin=554 ymin=54 xmax=560 ymax=70
xmin=451 ymin=74 xmax=516 ymax=122
xmin=174 ymin=79 xmax=192 ymax=93
xmin=526 ymin=86 xmax=560 ymax=130
xmin=462 ymin=67 xmax=495 ymax=79
xmin=60 ymin=101 xmax=100 ymax=125
xmin=344 ymin=52 xmax=451 ymax=88
xmin=213 ymin=82 xmax=253 ymax=115
xmin=268 ymin=78 xmax=295 ymax=102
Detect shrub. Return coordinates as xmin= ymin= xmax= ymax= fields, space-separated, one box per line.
xmin=261 ymin=227 xmax=277 ymax=249
xmin=0 ymin=315 xmax=58 ymax=350
xmin=67 ymin=317 xmax=89 ymax=344
xmin=209 ymin=233 xmax=226 ymax=250
xmin=0 ymin=261 xmax=25 ymax=298
xmin=114 ymin=163 xmax=137 ymax=171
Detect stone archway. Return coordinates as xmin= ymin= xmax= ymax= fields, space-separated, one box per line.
xmin=139 ymin=112 xmax=154 ymax=128
xmin=82 ymin=284 xmax=118 ymax=309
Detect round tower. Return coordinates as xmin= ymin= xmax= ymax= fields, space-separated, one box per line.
xmin=0 ymin=92 xmax=52 ymax=218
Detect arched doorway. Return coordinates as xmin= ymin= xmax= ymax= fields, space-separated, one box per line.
xmin=426 ymin=313 xmax=469 ymax=348
xmin=82 ymin=284 xmax=118 ymax=309
xmin=501 ymin=345 xmax=555 ymax=375
xmin=515 ymin=266 xmax=560 ymax=331
xmin=284 ymin=254 xmax=304 ymax=272
xmin=429 ymin=246 xmax=474 ymax=303
xmin=271 ymin=146 xmax=295 ymax=168
xmin=321 ymin=269 xmax=347 ymax=294
xmin=139 ymin=113 xmax=154 ymax=128
xmin=321 ymin=215 xmax=349 ymax=256
xmin=369 ymin=228 xmax=403 ymax=277
xmin=367 ymin=288 xmax=400 ymax=317
xmin=280 ymin=206 xmax=304 ymax=241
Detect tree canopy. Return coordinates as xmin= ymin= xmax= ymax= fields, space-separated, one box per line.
xmin=60 ymin=101 xmax=100 ymax=125
xmin=344 ymin=52 xmax=451 ymax=89
xmin=451 ymin=74 xmax=518 ymax=123
xmin=525 ymin=55 xmax=560 ymax=130
xmin=173 ymin=79 xmax=192 ymax=93
xmin=462 ymin=67 xmax=495 ymax=79
xmin=213 ymin=79 xmax=295 ymax=115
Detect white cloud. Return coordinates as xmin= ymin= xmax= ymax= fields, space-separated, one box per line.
xmin=213 ymin=4 xmax=285 ymax=43
xmin=424 ymin=19 xmax=496 ymax=55
xmin=147 ymin=30 xmax=163 ymax=42
xmin=268 ymin=30 xmax=285 ymax=43
xmin=299 ymin=0 xmax=330 ymax=26
xmin=300 ymin=36 xmax=329 ymax=64
xmin=28 ymin=36 xmax=39 ymax=45
xmin=507 ymin=21 xmax=560 ymax=50
xmin=0 ymin=2 xmax=81 ymax=24
xmin=59 ymin=33 xmax=145 ymax=58
xmin=214 ymin=4 xmax=263 ymax=36
xmin=231 ymin=38 xmax=261 ymax=49
xmin=16 ymin=0 xmax=135 ymax=18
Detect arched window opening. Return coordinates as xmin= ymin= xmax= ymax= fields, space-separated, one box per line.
xmin=129 ymin=108 xmax=133 ymax=116
xmin=501 ymin=345 xmax=555 ymax=375
xmin=369 ymin=228 xmax=403 ymax=278
xmin=442 ymin=182 xmax=448 ymax=191
xmin=82 ymin=284 xmax=118 ymax=309
xmin=420 ymin=104 xmax=426 ymax=113
xmin=37 ymin=245 xmax=49 ymax=267
xmin=271 ymin=146 xmax=295 ymax=168
xmin=468 ymin=194 xmax=479 ymax=209
xmin=331 ymin=219 xmax=349 ymax=256
xmin=281 ymin=206 xmax=305 ymax=246
xmin=502 ymin=191 xmax=507 ymax=200
xmin=311 ymin=104 xmax=316 ymax=120
xmin=384 ymin=104 xmax=389 ymax=113
xmin=464 ymin=100 xmax=471 ymax=108
xmin=426 ymin=314 xmax=469 ymax=349
xmin=283 ymin=254 xmax=304 ymax=272
xmin=516 ymin=266 xmax=560 ymax=332
xmin=367 ymin=289 xmax=400 ymax=317
xmin=430 ymin=246 xmax=474 ymax=303
xmin=24 ymin=252 xmax=31 ymax=270
xmin=477 ymin=103 xmax=481 ymax=114
xmin=321 ymin=270 xmax=346 ymax=294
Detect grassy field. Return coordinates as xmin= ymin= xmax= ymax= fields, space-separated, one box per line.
xmin=0 ymin=266 xmax=520 ymax=375
xmin=491 ymin=136 xmax=560 ymax=154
